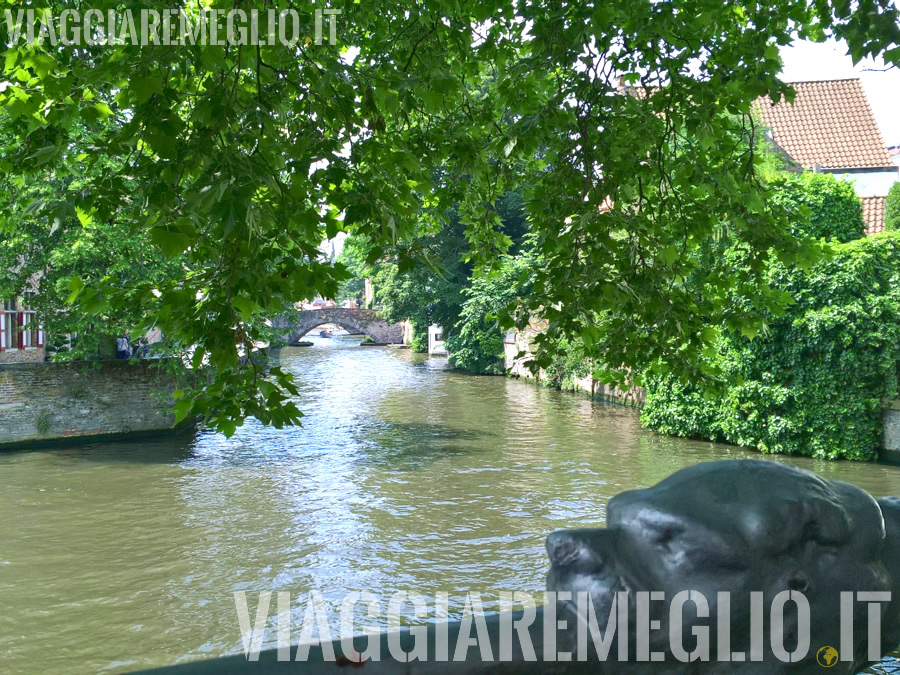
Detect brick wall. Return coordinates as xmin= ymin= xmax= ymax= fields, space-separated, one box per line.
xmin=0 ymin=360 xmax=186 ymax=449
xmin=0 ymin=346 xmax=45 ymax=364
xmin=504 ymin=326 xmax=645 ymax=408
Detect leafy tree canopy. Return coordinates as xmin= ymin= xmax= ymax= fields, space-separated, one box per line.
xmin=345 ymin=189 xmax=528 ymax=352
xmin=887 ymin=182 xmax=900 ymax=232
xmin=447 ymin=246 xmax=539 ymax=374
xmin=0 ymin=123 xmax=186 ymax=358
xmin=1 ymin=0 xmax=897 ymax=434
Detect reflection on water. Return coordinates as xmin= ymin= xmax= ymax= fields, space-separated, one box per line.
xmin=2 ymin=335 xmax=900 ymax=673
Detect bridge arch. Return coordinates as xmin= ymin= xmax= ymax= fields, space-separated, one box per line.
xmin=276 ymin=308 xmax=403 ymax=345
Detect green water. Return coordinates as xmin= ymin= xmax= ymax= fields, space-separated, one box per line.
xmin=2 ymin=336 xmax=900 ymax=673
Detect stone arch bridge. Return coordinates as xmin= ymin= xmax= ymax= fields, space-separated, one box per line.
xmin=273 ymin=308 xmax=404 ymax=345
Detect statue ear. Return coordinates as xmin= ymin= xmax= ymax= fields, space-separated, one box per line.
xmin=877 ymin=498 xmax=900 ymax=593
xmin=876 ymin=498 xmax=900 ymax=650
xmin=878 ymin=497 xmax=900 ymax=543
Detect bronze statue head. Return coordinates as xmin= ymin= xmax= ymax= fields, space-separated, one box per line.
xmin=547 ymin=460 xmax=900 ymax=672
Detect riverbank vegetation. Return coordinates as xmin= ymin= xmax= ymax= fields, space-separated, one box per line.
xmin=641 ymin=179 xmax=900 ymax=461
xmin=336 ymin=191 xmax=529 ymax=355
xmin=1 ymin=1 xmax=898 ymax=441
xmin=350 ymin=170 xmax=900 ymax=461
xmin=643 ymin=231 xmax=900 ymax=460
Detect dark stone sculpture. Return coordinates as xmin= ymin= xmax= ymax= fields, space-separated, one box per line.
xmin=547 ymin=459 xmax=900 ymax=673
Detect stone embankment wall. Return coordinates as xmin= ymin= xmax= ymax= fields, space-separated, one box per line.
xmin=505 ymin=325 xmax=900 ymax=461
xmin=0 ymin=360 xmax=185 ymax=449
xmin=503 ymin=328 xmax=646 ymax=407
xmin=882 ymin=404 xmax=900 ymax=463
xmin=0 ymin=346 xmax=44 ymax=364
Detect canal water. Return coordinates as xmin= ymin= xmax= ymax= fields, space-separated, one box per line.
xmin=2 ymin=336 xmax=900 ymax=673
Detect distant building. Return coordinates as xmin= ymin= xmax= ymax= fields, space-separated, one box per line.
xmin=862 ymin=196 xmax=887 ymax=235
xmin=617 ymin=77 xmax=897 ymax=234
xmin=300 ymin=297 xmax=336 ymax=310
xmin=0 ymin=294 xmax=44 ymax=363
xmin=428 ymin=325 xmax=447 ymax=355
xmin=756 ymin=78 xmax=898 ymax=234
xmin=889 ymin=145 xmax=900 ymax=168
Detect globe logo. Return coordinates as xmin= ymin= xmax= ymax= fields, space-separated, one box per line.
xmin=817 ymin=646 xmax=839 ymax=667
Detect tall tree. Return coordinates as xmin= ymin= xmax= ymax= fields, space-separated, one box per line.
xmin=0 ymin=125 xmax=186 ymax=358
xmin=1 ymin=1 xmax=897 ymax=433
xmin=355 ymin=189 xmax=528 ymax=351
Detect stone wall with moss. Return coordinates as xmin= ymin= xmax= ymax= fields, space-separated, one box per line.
xmin=0 ymin=360 xmax=185 ymax=449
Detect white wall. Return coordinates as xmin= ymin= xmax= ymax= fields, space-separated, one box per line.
xmin=827 ymin=168 xmax=899 ymax=197
xmin=428 ymin=325 xmax=447 ymax=355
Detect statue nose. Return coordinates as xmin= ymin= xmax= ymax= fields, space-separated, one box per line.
xmin=546 ymin=528 xmax=611 ymax=572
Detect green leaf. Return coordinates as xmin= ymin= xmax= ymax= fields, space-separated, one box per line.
xmin=75 ymin=206 xmax=94 ymax=226
xmin=143 ymin=130 xmax=178 ymax=160
xmin=232 ymin=296 xmax=260 ymax=320
xmin=191 ymin=348 xmax=206 ymax=370
xmin=64 ymin=276 xmax=85 ymax=303
xmin=149 ymin=227 xmax=191 ymax=257
xmin=93 ymin=103 xmax=113 ymax=120
xmin=739 ymin=324 xmax=759 ymax=340
xmin=131 ymin=75 xmax=163 ymax=104
xmin=26 ymin=145 xmax=59 ymax=165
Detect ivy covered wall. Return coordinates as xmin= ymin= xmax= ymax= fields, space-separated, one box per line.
xmin=643 ymin=231 xmax=900 ymax=460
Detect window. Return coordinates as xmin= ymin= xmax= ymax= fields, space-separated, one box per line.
xmin=0 ymin=299 xmax=16 ymax=350
xmin=19 ymin=292 xmax=41 ymax=349
xmin=0 ymin=296 xmax=43 ymax=350
xmin=19 ymin=311 xmax=40 ymax=348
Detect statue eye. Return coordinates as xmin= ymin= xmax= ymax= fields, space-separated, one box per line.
xmin=788 ymin=575 xmax=810 ymax=593
xmin=651 ymin=527 xmax=680 ymax=550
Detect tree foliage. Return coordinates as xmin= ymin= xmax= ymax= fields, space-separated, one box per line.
xmin=371 ymin=219 xmax=471 ymax=338
xmin=334 ymin=235 xmax=368 ymax=307
xmin=1 ymin=0 xmax=898 ymax=433
xmin=0 ymin=125 xmax=185 ymax=358
xmin=643 ymin=233 xmax=900 ymax=461
xmin=886 ymin=182 xmax=900 ymax=232
xmin=764 ymin=172 xmax=865 ymax=242
xmin=447 ymin=250 xmax=537 ymax=374
xmin=362 ymin=190 xmax=527 ymax=352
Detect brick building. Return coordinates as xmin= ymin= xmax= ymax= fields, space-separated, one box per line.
xmin=756 ymin=78 xmax=899 ymax=234
xmin=0 ymin=295 xmax=44 ymax=363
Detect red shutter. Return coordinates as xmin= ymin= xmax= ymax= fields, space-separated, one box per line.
xmin=17 ymin=312 xmax=23 ymax=349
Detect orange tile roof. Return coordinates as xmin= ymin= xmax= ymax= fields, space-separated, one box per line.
xmin=862 ymin=195 xmax=886 ymax=234
xmin=756 ymin=79 xmax=892 ymax=169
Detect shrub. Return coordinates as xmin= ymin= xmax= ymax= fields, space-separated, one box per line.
xmin=447 ymin=320 xmax=507 ymax=374
xmin=541 ymin=337 xmax=592 ymax=391
xmin=886 ymin=182 xmax=900 ymax=232
xmin=447 ymin=252 xmax=537 ymax=375
xmin=765 ymin=172 xmax=865 ymax=242
xmin=409 ymin=317 xmax=428 ymax=353
xmin=642 ymin=233 xmax=900 ymax=460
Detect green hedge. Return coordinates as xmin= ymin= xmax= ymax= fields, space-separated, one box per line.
xmin=765 ymin=172 xmax=865 ymax=242
xmin=409 ymin=317 xmax=429 ymax=353
xmin=642 ymin=232 xmax=900 ymax=460
xmin=886 ymin=182 xmax=900 ymax=232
